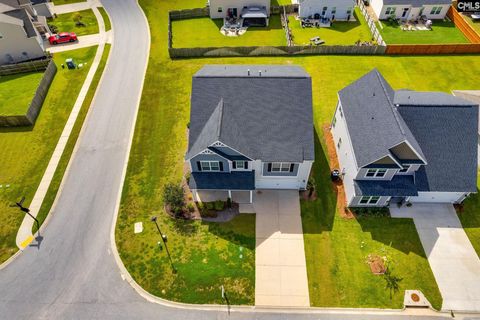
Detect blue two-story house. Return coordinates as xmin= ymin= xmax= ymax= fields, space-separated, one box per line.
xmin=332 ymin=69 xmax=478 ymax=207
xmin=186 ymin=65 xmax=315 ymax=204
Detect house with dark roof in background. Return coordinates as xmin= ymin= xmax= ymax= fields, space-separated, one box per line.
xmin=369 ymin=0 xmax=451 ymax=21
xmin=186 ymin=65 xmax=314 ymax=204
xmin=0 ymin=0 xmax=51 ymax=65
xmin=331 ymin=69 xmax=478 ymax=207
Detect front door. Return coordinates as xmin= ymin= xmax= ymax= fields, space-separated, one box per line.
xmin=228 ymin=7 xmax=237 ymax=18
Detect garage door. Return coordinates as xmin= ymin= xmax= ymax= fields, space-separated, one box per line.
xmin=409 ymin=192 xmax=465 ymax=203
xmin=255 ymin=178 xmax=300 ymax=190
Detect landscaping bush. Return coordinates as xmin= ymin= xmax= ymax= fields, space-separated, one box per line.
xmin=226 ymin=197 xmax=232 ymax=208
xmin=187 ymin=202 xmax=195 ymax=212
xmin=185 ymin=171 xmax=191 ymax=184
xmin=73 ymin=12 xmax=85 ymax=27
xmin=163 ymin=183 xmax=185 ymax=215
xmin=214 ymin=200 xmax=225 ymax=211
xmin=350 ymin=207 xmax=389 ymax=217
xmin=307 ymin=176 xmax=316 ymax=197
xmin=205 ymin=202 xmax=215 ymax=210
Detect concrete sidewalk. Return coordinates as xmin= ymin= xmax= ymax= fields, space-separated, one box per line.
xmin=254 ymin=190 xmax=310 ymax=307
xmin=391 ymin=203 xmax=480 ymax=312
xmin=15 ymin=4 xmax=109 ymax=250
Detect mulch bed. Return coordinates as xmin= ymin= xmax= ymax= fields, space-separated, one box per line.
xmin=322 ymin=124 xmax=354 ymax=219
xmin=366 ymin=254 xmax=386 ymax=275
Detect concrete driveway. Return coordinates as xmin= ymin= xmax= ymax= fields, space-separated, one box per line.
xmin=254 ymin=190 xmax=310 ymax=307
xmin=391 ymin=203 xmax=480 ymax=312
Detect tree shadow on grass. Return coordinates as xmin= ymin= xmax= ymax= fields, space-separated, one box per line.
xmin=301 ymin=129 xmax=336 ymax=234
xmin=200 ymin=215 xmax=255 ymax=250
xmin=170 ymin=218 xmax=199 ymax=236
xmin=357 ymin=216 xmax=427 ymax=256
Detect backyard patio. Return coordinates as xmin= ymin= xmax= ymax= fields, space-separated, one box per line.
xmin=378 ymin=19 xmax=469 ymax=44
xmin=287 ymin=8 xmax=373 ymax=46
xmin=171 ymin=15 xmax=286 ymax=47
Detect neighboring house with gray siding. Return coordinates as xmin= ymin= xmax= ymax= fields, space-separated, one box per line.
xmin=0 ymin=0 xmax=51 ymax=65
xmin=331 ymin=69 xmax=478 ymax=207
xmin=186 ymin=65 xmax=314 ymax=204
xmin=370 ymin=0 xmax=451 ymax=20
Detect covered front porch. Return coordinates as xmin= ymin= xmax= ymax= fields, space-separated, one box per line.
xmin=189 ymin=171 xmax=255 ymax=204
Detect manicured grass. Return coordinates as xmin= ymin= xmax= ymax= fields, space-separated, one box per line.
xmin=52 ymin=0 xmax=86 ymax=5
xmin=289 ymin=8 xmax=372 ymax=45
xmin=463 ymin=14 xmax=480 ymax=35
xmin=33 ymin=44 xmax=112 ymax=234
xmin=171 ymin=15 xmax=286 ymax=47
xmin=302 ymin=136 xmax=442 ymax=309
xmin=0 ymin=47 xmax=97 ymax=264
xmin=97 ymin=7 xmax=112 ymax=32
xmin=0 ymin=72 xmax=43 ymax=115
xmin=48 ymin=9 xmax=99 ymax=36
xmin=378 ymin=19 xmax=469 ymax=44
xmin=115 ymin=0 xmax=480 ymax=306
xmin=458 ymin=172 xmax=480 ymax=257
xmin=117 ymin=213 xmax=255 ymax=304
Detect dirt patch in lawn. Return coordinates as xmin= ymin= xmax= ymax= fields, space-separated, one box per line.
xmin=366 ymin=254 xmax=386 ymax=275
xmin=323 ymin=124 xmax=354 ymax=219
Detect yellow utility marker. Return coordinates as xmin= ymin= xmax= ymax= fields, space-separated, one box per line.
xmin=20 ymin=235 xmax=34 ymax=249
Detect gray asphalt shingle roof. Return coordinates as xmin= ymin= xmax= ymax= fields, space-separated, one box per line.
xmin=338 ymin=68 xmax=425 ymax=168
xmin=4 ymin=7 xmax=37 ymax=37
xmin=187 ymin=65 xmax=314 ymax=162
xmin=400 ymin=104 xmax=478 ymax=192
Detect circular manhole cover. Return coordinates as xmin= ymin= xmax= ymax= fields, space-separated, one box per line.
xmin=411 ymin=293 xmax=420 ymax=302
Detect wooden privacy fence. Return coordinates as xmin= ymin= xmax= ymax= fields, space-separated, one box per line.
xmin=169 ymin=45 xmax=386 ymax=58
xmin=386 ymin=43 xmax=480 ymax=54
xmin=447 ymin=7 xmax=480 ymax=43
xmin=357 ymin=0 xmax=386 ymax=46
xmin=0 ymin=59 xmax=57 ymax=127
xmin=0 ymin=57 xmax=51 ymax=76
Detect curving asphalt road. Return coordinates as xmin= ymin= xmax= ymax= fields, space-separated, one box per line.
xmin=0 ymin=1 xmax=464 ymax=319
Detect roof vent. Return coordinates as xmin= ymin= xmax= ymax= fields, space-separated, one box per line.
xmin=373 ymin=92 xmax=375 ymax=96
xmin=259 ymin=70 xmax=262 ymax=76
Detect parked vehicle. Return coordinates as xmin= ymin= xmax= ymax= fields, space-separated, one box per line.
xmin=48 ymin=32 xmax=78 ymax=45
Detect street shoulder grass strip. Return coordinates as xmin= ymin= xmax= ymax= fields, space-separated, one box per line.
xmin=34 ymin=44 xmax=112 ymax=233
xmin=458 ymin=172 xmax=480 ymax=258
xmin=97 ymin=7 xmax=112 ymax=32
xmin=0 ymin=46 xmax=97 ymax=264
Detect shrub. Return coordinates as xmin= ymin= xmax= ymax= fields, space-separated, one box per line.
xmin=226 ymin=197 xmax=232 ymax=208
xmin=307 ymin=176 xmax=316 ymax=197
xmin=350 ymin=206 xmax=389 ymax=217
xmin=187 ymin=202 xmax=195 ymax=212
xmin=205 ymin=202 xmax=214 ymax=210
xmin=185 ymin=171 xmax=191 ymax=184
xmin=214 ymin=200 xmax=225 ymax=211
xmin=48 ymin=24 xmax=58 ymax=34
xmin=73 ymin=12 xmax=85 ymax=27
xmin=163 ymin=183 xmax=185 ymax=214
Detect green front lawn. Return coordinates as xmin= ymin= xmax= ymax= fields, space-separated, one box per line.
xmin=113 ymin=0 xmax=480 ymax=307
xmin=171 ymin=15 xmax=286 ymax=47
xmin=378 ymin=19 xmax=469 ymax=44
xmin=289 ymin=8 xmax=372 ymax=45
xmin=458 ymin=172 xmax=480 ymax=257
xmin=0 ymin=72 xmax=43 ymax=116
xmin=302 ymin=137 xmax=442 ymax=309
xmin=0 ymin=47 xmax=97 ymax=264
xmin=48 ymin=9 xmax=99 ymax=36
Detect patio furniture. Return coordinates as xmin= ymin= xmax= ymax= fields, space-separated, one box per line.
xmin=310 ymin=36 xmax=325 ymax=45
xmin=471 ymin=13 xmax=480 ymax=20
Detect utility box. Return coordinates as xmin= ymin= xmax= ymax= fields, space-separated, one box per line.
xmin=66 ymin=58 xmax=76 ymax=69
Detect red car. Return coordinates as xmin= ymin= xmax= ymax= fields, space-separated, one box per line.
xmin=48 ymin=32 xmax=78 ymax=45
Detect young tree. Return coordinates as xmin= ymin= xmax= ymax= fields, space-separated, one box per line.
xmin=163 ymin=183 xmax=185 ymax=216
xmin=384 ymin=267 xmax=403 ymax=299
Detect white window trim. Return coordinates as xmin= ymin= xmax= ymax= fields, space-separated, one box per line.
xmin=365 ymin=168 xmax=387 ymax=178
xmin=398 ymin=164 xmax=410 ymax=173
xmin=359 ymin=196 xmax=381 ymax=205
xmin=232 ymin=160 xmax=249 ymax=171
xmin=200 ymin=161 xmax=220 ymax=172
xmin=271 ymin=162 xmax=292 ymax=172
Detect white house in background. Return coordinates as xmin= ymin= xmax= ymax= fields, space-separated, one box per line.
xmin=331 ymin=69 xmax=478 ymax=207
xmin=186 ymin=65 xmax=314 ymax=204
xmin=370 ymin=0 xmax=451 ymax=20
xmin=0 ymin=0 xmax=49 ymax=65
xmin=298 ymin=0 xmax=356 ymax=20
xmin=207 ymin=0 xmax=271 ymax=26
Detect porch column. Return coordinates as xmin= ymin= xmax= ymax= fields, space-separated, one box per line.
xmin=228 ymin=190 xmax=232 ymax=199
xmin=249 ymin=190 xmax=253 ymax=203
